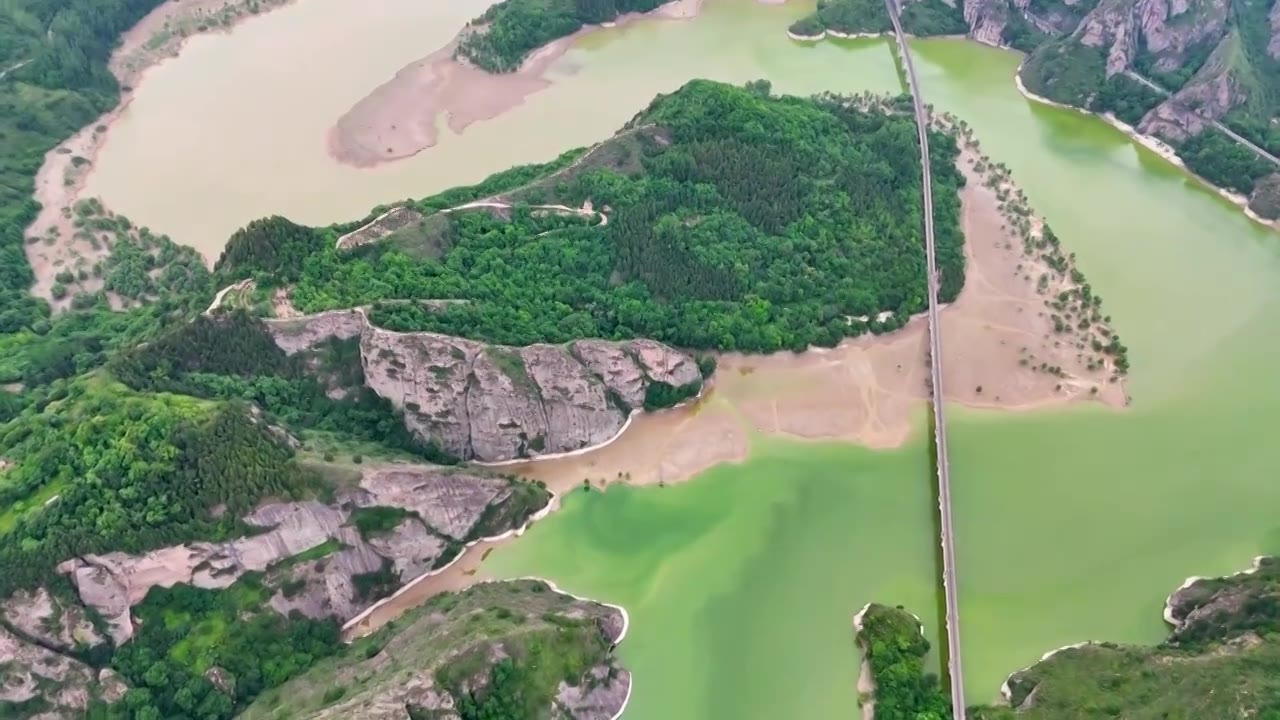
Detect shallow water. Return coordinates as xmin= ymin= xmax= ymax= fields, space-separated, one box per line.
xmin=85 ymin=0 xmax=1280 ymax=714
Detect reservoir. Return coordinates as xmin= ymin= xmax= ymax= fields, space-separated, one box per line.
xmin=83 ymin=0 xmax=1280 ymax=716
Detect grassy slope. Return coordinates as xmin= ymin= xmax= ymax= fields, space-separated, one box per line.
xmin=241 ymin=579 xmax=621 ymax=720
xmin=972 ymin=557 xmax=1280 ymax=718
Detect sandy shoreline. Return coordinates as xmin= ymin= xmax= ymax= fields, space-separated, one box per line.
xmin=1013 ymin=65 xmax=1279 ymax=231
xmin=23 ymin=0 xmax=299 ymax=308
xmin=328 ymin=0 xmax=705 ymax=168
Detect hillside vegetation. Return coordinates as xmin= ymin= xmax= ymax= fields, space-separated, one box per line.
xmin=286 ymin=80 xmax=965 ymax=353
xmin=456 ymin=0 xmax=668 ymax=72
xmin=0 ymin=0 xmax=172 ymax=332
xmin=855 ymin=604 xmax=952 ymax=717
xmin=973 ymin=557 xmax=1280 ymax=718
xmin=788 ymin=0 xmax=967 ymax=39
xmin=0 ymin=377 xmax=314 ymax=597
xmin=241 ymin=579 xmax=629 ymax=720
xmin=1014 ymin=0 xmax=1280 ymax=200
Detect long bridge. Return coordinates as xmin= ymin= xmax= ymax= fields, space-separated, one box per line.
xmin=882 ymin=2 xmax=968 ymax=718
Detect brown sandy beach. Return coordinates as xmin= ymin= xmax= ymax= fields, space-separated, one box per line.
xmin=327 ymin=0 xmax=706 ymax=168
xmin=23 ymin=0 xmax=297 ymax=309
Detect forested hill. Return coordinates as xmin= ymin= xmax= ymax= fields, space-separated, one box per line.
xmin=270 ymin=80 xmax=964 ymax=353
xmin=456 ymin=0 xmax=668 ymax=72
xmin=0 ymin=0 xmax=171 ymax=331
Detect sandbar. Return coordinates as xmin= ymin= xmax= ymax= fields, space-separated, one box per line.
xmin=327 ymin=0 xmax=706 ymax=168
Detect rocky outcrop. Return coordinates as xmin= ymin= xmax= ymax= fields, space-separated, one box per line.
xmin=238 ymin=580 xmax=630 ymax=720
xmin=266 ymin=310 xmax=705 ymax=463
xmin=964 ymin=0 xmax=1011 ymax=46
xmin=1070 ymin=0 xmax=1227 ymax=77
xmin=1 ymin=587 xmax=103 ymax=652
xmin=1075 ymin=0 xmax=1140 ymax=76
xmin=268 ymin=527 xmax=387 ymax=621
xmin=555 ymin=666 xmax=632 ymax=720
xmin=1138 ymin=35 xmax=1238 ymax=140
xmin=266 ymin=309 xmax=366 ymax=354
xmin=0 ymin=624 xmax=98 ymax=715
xmin=345 ymin=466 xmax=512 ymax=540
xmin=57 ymin=465 xmax=549 ymax=641
xmin=1163 ymin=556 xmax=1277 ymax=640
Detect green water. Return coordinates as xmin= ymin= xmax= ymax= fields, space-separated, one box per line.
xmin=490 ymin=436 xmax=940 ymax=719
xmin=488 ymin=21 xmax=1280 ymax=719
xmin=88 ymin=0 xmax=1280 ymax=713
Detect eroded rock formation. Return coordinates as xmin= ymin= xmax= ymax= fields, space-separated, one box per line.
xmin=56 ymin=465 xmax=546 ymax=642
xmin=265 ymin=310 xmax=703 ymax=463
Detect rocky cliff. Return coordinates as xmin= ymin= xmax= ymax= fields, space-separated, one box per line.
xmin=239 ymin=579 xmax=631 ymax=720
xmin=53 ymin=464 xmax=548 ymax=644
xmin=266 ymin=309 xmax=704 ymax=463
xmin=954 ymin=0 xmax=1280 ymax=150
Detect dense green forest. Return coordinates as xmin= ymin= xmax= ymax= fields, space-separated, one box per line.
xmin=856 ymin=604 xmax=952 ymax=719
xmin=0 ymin=377 xmax=314 ymax=596
xmin=291 ymin=81 xmax=965 ymax=353
xmin=456 ymin=0 xmax=666 ymax=72
xmin=92 ymin=578 xmax=342 ymax=720
xmin=787 ymin=0 xmax=966 ymax=39
xmin=1179 ymin=129 xmax=1274 ymax=196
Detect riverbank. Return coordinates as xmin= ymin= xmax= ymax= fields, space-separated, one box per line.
xmin=1012 ymin=64 xmax=1279 ymax=232
xmin=23 ymin=0 xmax=300 ymax=308
xmin=328 ymin=0 xmax=705 ymax=168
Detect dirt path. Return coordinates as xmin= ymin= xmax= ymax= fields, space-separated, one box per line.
xmin=328 ymin=0 xmax=704 ymax=167
xmin=23 ymin=0 xmax=298 ymax=311
xmin=0 ymin=59 xmax=31 ymax=81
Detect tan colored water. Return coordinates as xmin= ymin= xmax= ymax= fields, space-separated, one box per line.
xmin=84 ymin=0 xmax=895 ymax=259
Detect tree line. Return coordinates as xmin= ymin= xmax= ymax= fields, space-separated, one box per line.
xmin=0 ymin=0 xmax=173 ymax=333
xmin=456 ymin=0 xmax=666 ymax=73
xmin=291 ymin=80 xmax=966 ymax=354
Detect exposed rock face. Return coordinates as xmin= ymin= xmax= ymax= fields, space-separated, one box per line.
xmin=555 ymin=667 xmax=632 ymax=720
xmin=1 ymin=587 xmax=103 ymax=652
xmin=365 ymin=518 xmax=447 ymax=582
xmin=520 ymin=344 xmax=622 ymax=453
xmin=268 ymin=526 xmax=387 ymax=621
xmin=58 ymin=465 xmax=548 ymax=640
xmin=0 ymin=624 xmax=97 ymax=714
xmin=1073 ymin=0 xmax=1139 ymax=75
xmin=346 ymin=466 xmax=512 ymax=540
xmin=1164 ymin=557 xmax=1278 ymax=641
xmin=266 ymin=310 xmax=704 ymax=463
xmin=965 ymin=0 xmax=1011 ymax=46
xmin=266 ymin=309 xmax=366 ymax=354
xmin=466 ymin=349 xmax=551 ymax=461
xmin=1138 ymin=36 xmax=1238 ymax=140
